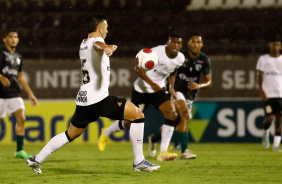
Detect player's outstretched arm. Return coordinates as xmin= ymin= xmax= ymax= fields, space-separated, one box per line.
xmin=134 ymin=66 xmax=161 ymax=92
xmin=18 ymin=72 xmax=38 ymax=106
xmin=93 ymin=41 xmax=117 ymax=57
xmin=188 ymin=74 xmax=212 ymax=90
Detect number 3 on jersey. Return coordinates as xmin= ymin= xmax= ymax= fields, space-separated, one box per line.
xmin=81 ymin=59 xmax=90 ymax=84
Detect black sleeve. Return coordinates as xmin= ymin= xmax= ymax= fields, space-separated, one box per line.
xmin=203 ymin=56 xmax=212 ymax=76
xmin=0 ymin=51 xmax=5 ymax=75
xmin=18 ymin=56 xmax=23 ymax=73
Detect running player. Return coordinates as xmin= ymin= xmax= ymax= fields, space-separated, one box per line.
xmin=27 ymin=14 xmax=160 ymax=174
xmin=0 ymin=31 xmax=38 ymax=159
xmin=172 ymin=33 xmax=211 ymax=158
xmin=257 ymin=35 xmax=282 ymax=152
xmin=148 ymin=33 xmax=212 ymax=159
xmin=98 ymin=33 xmax=185 ymax=161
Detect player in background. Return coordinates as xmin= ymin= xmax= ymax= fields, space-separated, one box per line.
xmin=257 ymin=35 xmax=282 ymax=152
xmin=148 ymin=33 xmax=212 ymax=159
xmin=27 ymin=14 xmax=160 ymax=174
xmin=0 ymin=31 xmax=38 ymax=159
xmin=98 ymin=33 xmax=185 ymax=161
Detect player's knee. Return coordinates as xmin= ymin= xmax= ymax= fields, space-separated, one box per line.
xmin=133 ymin=107 xmax=145 ymax=120
xmin=130 ymin=108 xmax=145 ymax=124
xmin=174 ymin=114 xmax=181 ymax=127
xmin=179 ymin=109 xmax=189 ymax=120
xmin=134 ymin=108 xmax=145 ymax=120
xmin=16 ymin=116 xmax=26 ymax=124
xmin=164 ymin=110 xmax=177 ymax=120
xmin=266 ymin=115 xmax=274 ymax=123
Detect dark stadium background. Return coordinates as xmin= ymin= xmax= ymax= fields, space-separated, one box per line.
xmin=1 ymin=0 xmax=280 ymax=99
xmin=1 ymin=0 xmax=279 ymax=58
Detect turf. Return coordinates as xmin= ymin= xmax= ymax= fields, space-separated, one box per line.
xmin=0 ymin=143 xmax=281 ymax=184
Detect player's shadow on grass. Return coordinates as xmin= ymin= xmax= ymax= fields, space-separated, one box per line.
xmin=47 ymin=168 xmax=130 ymax=175
xmin=95 ymin=157 xmax=131 ymax=161
xmin=45 ymin=157 xmax=131 ymax=163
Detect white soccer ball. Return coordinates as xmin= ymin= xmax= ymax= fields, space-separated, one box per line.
xmin=136 ymin=48 xmax=158 ymax=71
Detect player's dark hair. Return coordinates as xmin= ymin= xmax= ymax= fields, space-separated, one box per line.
xmin=189 ymin=32 xmax=204 ymax=42
xmin=2 ymin=30 xmax=18 ymax=38
xmin=86 ymin=14 xmax=107 ymax=33
xmin=267 ymin=34 xmax=281 ymax=43
xmin=168 ymin=32 xmax=182 ymax=39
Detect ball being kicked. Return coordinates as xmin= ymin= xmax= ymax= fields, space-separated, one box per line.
xmin=136 ymin=48 xmax=158 ymax=71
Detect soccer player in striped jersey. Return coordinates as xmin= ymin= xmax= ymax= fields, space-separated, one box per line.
xmin=27 ymin=14 xmax=160 ymax=174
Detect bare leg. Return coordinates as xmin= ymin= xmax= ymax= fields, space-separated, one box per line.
xmin=14 ymin=109 xmax=26 ymax=136
xmin=13 ymin=109 xmax=26 ymax=152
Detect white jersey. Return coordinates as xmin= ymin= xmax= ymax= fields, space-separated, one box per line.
xmin=134 ymin=45 xmax=185 ymax=93
xmin=75 ymin=37 xmax=110 ymax=106
xmin=256 ymin=54 xmax=282 ymax=98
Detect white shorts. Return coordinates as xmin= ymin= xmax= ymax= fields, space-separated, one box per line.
xmin=174 ymin=91 xmax=194 ymax=119
xmin=0 ymin=97 xmax=25 ymax=118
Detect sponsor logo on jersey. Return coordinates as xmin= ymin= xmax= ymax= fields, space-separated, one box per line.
xmin=197 ymin=60 xmax=204 ymax=64
xmin=179 ymin=73 xmax=198 ymax=82
xmin=195 ymin=64 xmax=202 ymax=71
xmin=265 ymin=71 xmax=282 ymax=75
xmin=153 ymin=69 xmax=167 ymax=77
xmin=2 ymin=66 xmax=18 ymax=76
xmin=76 ymin=90 xmax=87 ymax=102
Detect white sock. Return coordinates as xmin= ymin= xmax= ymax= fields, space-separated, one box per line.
xmin=130 ymin=123 xmax=145 ymax=165
xmin=36 ymin=132 xmax=69 ymax=163
xmin=264 ymin=129 xmax=270 ymax=136
xmin=273 ymin=135 xmax=281 ymax=148
xmin=160 ymin=124 xmax=174 ymax=153
xmin=104 ymin=120 xmax=122 ymax=137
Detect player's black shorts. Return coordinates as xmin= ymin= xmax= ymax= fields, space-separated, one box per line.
xmin=263 ymin=98 xmax=282 ymax=116
xmin=131 ymin=88 xmax=170 ymax=109
xmin=71 ymin=96 xmax=127 ymax=128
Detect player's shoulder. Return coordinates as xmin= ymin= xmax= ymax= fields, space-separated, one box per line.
xmin=85 ymin=37 xmax=105 ymax=44
xmin=199 ymin=51 xmax=209 ymax=60
xmin=0 ymin=46 xmax=21 ymax=58
xmin=258 ymin=54 xmax=270 ymax=61
xmin=177 ymin=51 xmax=185 ymax=62
xmin=0 ymin=46 xmax=6 ymax=53
xmin=152 ymin=45 xmax=165 ymax=52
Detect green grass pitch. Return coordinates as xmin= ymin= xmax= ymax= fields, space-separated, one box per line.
xmin=0 ymin=143 xmax=281 ymax=184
